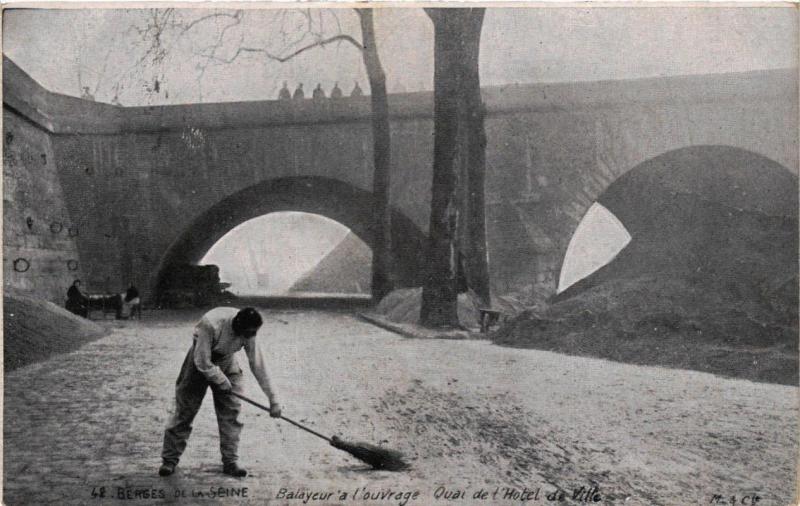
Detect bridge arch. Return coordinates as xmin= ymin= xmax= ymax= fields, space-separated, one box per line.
xmin=152 ymin=176 xmax=427 ymax=300
xmin=555 ymin=145 xmax=798 ymax=298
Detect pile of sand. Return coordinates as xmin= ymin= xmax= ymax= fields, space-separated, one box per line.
xmin=290 ymin=232 xmax=371 ymax=294
xmin=374 ymin=287 xmax=528 ymax=331
xmin=495 ymin=193 xmax=798 ymax=385
xmin=375 ymin=288 xmax=483 ymax=329
xmin=4 ymin=293 xmax=108 ymax=371
xmin=497 ymin=276 xmax=797 ymax=385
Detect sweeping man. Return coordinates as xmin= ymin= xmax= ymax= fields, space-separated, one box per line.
xmin=159 ymin=307 xmax=281 ymax=478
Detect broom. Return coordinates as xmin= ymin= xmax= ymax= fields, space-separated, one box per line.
xmin=230 ymin=392 xmax=409 ymax=471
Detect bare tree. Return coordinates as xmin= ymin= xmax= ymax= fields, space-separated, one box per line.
xmin=421 ymin=8 xmax=489 ymax=328
xmin=124 ymin=8 xmax=396 ymax=300
xmin=356 ymin=9 xmax=395 ymax=302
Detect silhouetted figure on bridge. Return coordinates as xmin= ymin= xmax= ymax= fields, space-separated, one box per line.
xmin=292 ymin=83 xmax=305 ymax=100
xmin=351 ymin=81 xmax=363 ymax=97
xmin=278 ymin=81 xmax=291 ymax=100
xmin=312 ymin=83 xmax=326 ymax=101
xmin=330 ymin=82 xmax=343 ymax=99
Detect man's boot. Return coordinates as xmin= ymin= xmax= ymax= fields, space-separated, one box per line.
xmin=158 ymin=462 xmax=176 ymax=477
xmin=223 ymin=463 xmax=247 ymax=478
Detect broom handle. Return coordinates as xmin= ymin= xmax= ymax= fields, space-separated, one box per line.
xmin=230 ymin=391 xmax=332 ymax=443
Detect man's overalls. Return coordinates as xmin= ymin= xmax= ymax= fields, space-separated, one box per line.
xmin=161 ymin=345 xmax=245 ymax=466
xmin=160 ymin=307 xmax=278 ymax=467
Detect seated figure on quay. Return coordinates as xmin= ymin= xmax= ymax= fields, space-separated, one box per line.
xmin=65 ymin=279 xmax=89 ymax=318
xmin=117 ymin=283 xmax=141 ymax=319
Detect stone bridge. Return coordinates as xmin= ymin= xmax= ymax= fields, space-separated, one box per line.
xmin=3 ymin=56 xmax=797 ymax=303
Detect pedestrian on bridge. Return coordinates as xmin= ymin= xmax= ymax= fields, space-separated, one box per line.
xmin=293 ymin=83 xmax=305 ymax=100
xmin=278 ymin=81 xmax=291 ymax=100
xmin=158 ymin=307 xmax=282 ymax=478
xmin=312 ymin=83 xmax=326 ymax=100
xmin=330 ymin=82 xmax=343 ymax=99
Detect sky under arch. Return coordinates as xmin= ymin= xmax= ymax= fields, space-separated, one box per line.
xmin=558 ymin=203 xmax=632 ymax=293
xmin=200 ymin=211 xmax=353 ymax=296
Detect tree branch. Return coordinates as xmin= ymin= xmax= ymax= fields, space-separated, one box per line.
xmin=114 ymin=8 xmax=364 ymax=103
xmin=191 ymin=12 xmax=244 ymax=100
xmin=202 ymin=33 xmax=363 ymax=65
xmin=175 ymin=10 xmax=241 ymax=35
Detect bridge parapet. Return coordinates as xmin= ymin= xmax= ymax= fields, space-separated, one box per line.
xmin=5 ymin=56 xmax=794 ymax=134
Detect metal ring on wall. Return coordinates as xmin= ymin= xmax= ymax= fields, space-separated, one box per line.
xmin=50 ymin=221 xmax=64 ymax=234
xmin=13 ymin=258 xmax=30 ymax=273
xmin=66 ymin=260 xmax=79 ymax=271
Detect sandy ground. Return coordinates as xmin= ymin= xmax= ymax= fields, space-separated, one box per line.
xmin=3 ymin=309 xmax=798 ymax=505
xmin=4 ymin=293 xmax=108 ymax=371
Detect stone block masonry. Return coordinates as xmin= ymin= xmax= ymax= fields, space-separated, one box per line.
xmin=3 ymin=108 xmax=83 ymax=304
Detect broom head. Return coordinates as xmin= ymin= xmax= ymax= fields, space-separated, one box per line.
xmin=330 ymin=436 xmax=409 ymax=471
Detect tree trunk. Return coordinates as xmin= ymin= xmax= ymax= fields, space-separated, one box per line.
xmin=421 ymin=8 xmax=486 ymax=327
xmin=357 ymin=9 xmax=394 ymax=302
xmin=461 ymin=10 xmax=491 ymax=307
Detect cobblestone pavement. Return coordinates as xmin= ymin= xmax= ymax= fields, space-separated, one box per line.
xmin=4 ymin=309 xmax=798 ymax=505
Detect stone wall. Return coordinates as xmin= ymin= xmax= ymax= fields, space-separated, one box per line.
xmin=3 ymin=108 xmax=83 ymax=303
